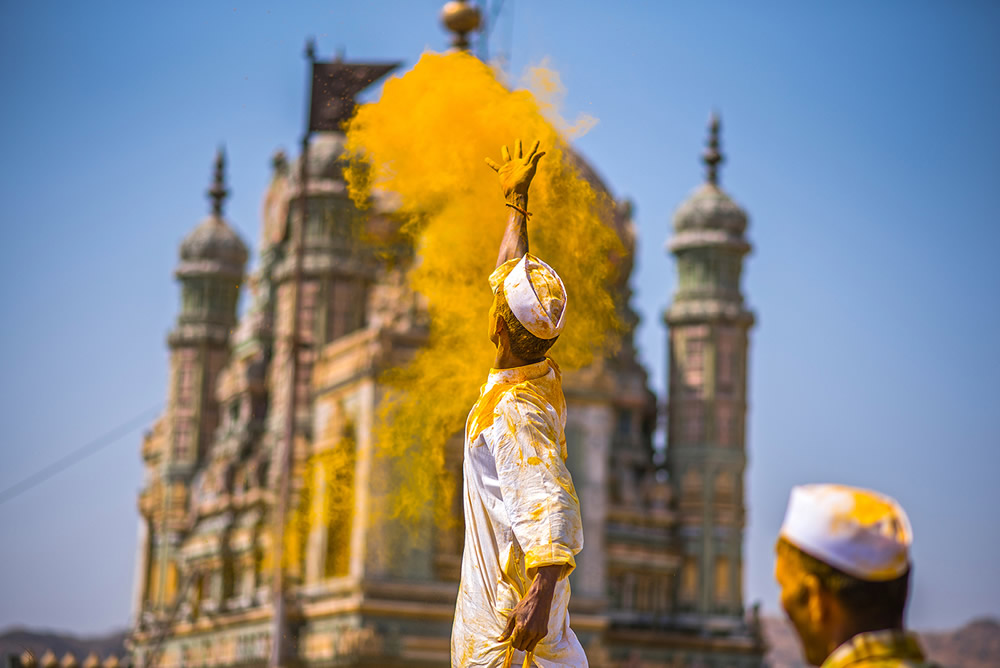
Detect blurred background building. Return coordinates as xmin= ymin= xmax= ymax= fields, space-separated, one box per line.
xmin=123 ymin=2 xmax=763 ymax=666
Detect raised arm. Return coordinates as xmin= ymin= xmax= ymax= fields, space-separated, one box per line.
xmin=485 ymin=139 xmax=546 ymax=268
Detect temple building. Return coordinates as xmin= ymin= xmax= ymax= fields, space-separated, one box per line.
xmin=126 ymin=9 xmax=764 ymax=668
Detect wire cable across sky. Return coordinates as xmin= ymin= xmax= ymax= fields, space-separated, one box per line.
xmin=0 ymin=403 xmax=161 ymax=507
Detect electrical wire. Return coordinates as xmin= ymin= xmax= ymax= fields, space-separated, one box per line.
xmin=0 ymin=402 xmax=161 ymax=507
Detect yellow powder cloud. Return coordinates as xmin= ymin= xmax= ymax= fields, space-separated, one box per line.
xmin=344 ymin=51 xmax=624 ymax=532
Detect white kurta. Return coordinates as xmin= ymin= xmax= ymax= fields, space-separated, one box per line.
xmin=451 ymin=358 xmax=587 ymax=668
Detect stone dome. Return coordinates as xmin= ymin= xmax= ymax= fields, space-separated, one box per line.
xmin=563 ymin=146 xmax=636 ymax=271
xmin=297 ymin=132 xmax=348 ymax=182
xmin=177 ymin=147 xmax=249 ymax=276
xmin=672 ymin=183 xmax=747 ymax=235
xmin=180 ymin=216 xmax=249 ymax=268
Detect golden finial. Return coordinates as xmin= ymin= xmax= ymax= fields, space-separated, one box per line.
xmin=441 ymin=0 xmax=482 ymax=51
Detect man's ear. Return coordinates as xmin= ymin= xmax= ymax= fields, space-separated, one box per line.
xmin=493 ymin=311 xmax=508 ymax=340
xmin=803 ymin=573 xmax=827 ymax=626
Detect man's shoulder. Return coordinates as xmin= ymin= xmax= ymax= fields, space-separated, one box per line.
xmin=496 ymin=382 xmax=554 ymax=418
xmin=823 ymin=631 xmax=937 ymax=668
xmin=500 ymin=371 xmax=564 ymax=409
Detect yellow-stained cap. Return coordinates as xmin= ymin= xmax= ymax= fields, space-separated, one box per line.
xmin=489 ymin=254 xmax=567 ymax=339
xmin=779 ymin=483 xmax=913 ymax=581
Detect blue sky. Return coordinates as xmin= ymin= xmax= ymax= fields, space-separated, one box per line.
xmin=1 ymin=0 xmax=997 ymax=635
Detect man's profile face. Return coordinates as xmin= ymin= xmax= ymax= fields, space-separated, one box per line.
xmin=775 ymin=550 xmax=829 ymax=666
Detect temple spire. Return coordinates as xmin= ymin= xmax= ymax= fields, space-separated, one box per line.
xmin=702 ymin=112 xmax=724 ymax=186
xmin=207 ymin=146 xmax=229 ymax=217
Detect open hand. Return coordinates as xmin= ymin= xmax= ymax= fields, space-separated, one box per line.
xmin=485 ymin=139 xmax=546 ymax=200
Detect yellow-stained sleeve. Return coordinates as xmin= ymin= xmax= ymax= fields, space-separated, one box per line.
xmin=492 ymin=387 xmax=583 ymax=580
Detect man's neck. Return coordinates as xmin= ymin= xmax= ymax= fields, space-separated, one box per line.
xmin=493 ymin=345 xmax=542 ymax=370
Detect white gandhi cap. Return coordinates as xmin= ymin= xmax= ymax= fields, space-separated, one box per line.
xmin=490 ymin=254 xmax=567 ymax=339
xmin=779 ymin=484 xmax=913 ymax=581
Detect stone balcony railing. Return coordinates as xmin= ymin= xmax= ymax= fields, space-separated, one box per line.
xmin=8 ymin=650 xmax=129 ymax=668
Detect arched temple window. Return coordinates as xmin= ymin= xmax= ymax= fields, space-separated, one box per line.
xmin=714 ymin=471 xmax=734 ymax=504
xmin=681 ymin=469 xmax=703 ymax=497
xmin=323 ymin=421 xmax=357 ymax=578
xmin=714 ymin=556 xmax=731 ymax=604
xmin=681 ymin=557 xmax=698 ymax=602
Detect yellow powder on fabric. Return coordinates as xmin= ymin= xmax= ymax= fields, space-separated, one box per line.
xmin=847 ymin=489 xmax=895 ymax=525
xmin=344 ymin=51 xmax=623 ymax=532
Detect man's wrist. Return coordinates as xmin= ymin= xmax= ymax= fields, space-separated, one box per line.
xmin=530 ymin=564 xmax=563 ymax=599
xmin=505 ymin=192 xmax=529 ymax=208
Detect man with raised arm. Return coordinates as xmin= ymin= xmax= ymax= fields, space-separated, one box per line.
xmin=451 ymin=140 xmax=587 ymax=668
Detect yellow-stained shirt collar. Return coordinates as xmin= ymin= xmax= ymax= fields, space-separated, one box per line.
xmin=822 ymin=629 xmax=929 ymax=668
xmin=487 ymin=359 xmax=551 ymax=387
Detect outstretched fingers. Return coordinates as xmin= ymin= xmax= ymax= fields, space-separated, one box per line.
xmin=515 ymin=138 xmax=523 ymax=159
xmin=485 ymin=157 xmax=501 ymax=172
xmin=501 ymin=144 xmax=512 ymax=162
xmin=527 ymin=140 xmax=540 ymax=161
xmin=530 ymin=150 xmax=546 ymax=168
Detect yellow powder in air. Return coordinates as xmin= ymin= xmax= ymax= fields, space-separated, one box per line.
xmin=282 ymin=428 xmax=356 ymax=577
xmin=344 ymin=51 xmax=624 ymax=532
xmin=266 ymin=424 xmax=356 ymax=577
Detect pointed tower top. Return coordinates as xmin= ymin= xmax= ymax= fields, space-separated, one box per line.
xmin=702 ymin=112 xmax=724 ymax=186
xmin=207 ymin=146 xmax=229 ymax=217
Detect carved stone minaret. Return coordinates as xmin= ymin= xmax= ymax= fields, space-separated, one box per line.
xmin=142 ymin=148 xmax=248 ymax=612
xmin=169 ymin=146 xmax=248 ymax=471
xmin=665 ymin=114 xmax=755 ymax=626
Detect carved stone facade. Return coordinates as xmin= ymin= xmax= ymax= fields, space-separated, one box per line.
xmin=127 ymin=95 xmax=764 ymax=664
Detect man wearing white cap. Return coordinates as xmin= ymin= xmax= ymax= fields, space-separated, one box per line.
xmin=775 ymin=484 xmax=935 ymax=667
xmin=450 ymin=140 xmax=586 ymax=668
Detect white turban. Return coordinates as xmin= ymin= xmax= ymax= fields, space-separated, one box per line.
xmin=489 ymin=254 xmax=567 ymax=340
xmin=779 ymin=484 xmax=913 ymax=581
